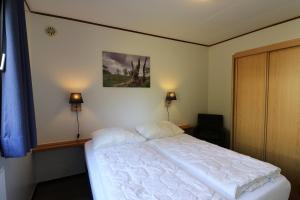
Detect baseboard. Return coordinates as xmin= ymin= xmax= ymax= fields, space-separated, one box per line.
xmin=28 ymin=183 xmax=37 ymax=200
xmin=35 ymin=173 xmax=87 ymax=185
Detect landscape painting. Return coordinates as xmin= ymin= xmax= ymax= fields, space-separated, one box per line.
xmin=103 ymin=51 xmax=150 ymax=87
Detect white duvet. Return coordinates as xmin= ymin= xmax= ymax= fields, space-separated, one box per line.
xmin=93 ymin=142 xmax=225 ymax=200
xmin=148 ymin=134 xmax=281 ymax=200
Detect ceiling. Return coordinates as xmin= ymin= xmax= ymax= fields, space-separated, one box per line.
xmin=27 ymin=0 xmax=300 ymax=45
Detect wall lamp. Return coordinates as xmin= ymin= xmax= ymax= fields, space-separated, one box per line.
xmin=69 ymin=93 xmax=83 ymax=139
xmin=165 ymin=91 xmax=177 ymax=121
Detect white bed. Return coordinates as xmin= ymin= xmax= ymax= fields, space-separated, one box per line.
xmin=85 ymin=141 xmax=226 ymax=200
xmin=148 ymin=134 xmax=291 ymax=200
xmin=85 ymin=139 xmax=290 ymax=200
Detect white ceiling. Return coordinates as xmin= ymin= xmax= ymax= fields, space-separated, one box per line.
xmin=27 ymin=0 xmax=300 ymax=45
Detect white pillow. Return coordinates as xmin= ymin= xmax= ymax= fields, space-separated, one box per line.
xmin=135 ymin=121 xmax=184 ymax=140
xmin=92 ymin=128 xmax=146 ymax=149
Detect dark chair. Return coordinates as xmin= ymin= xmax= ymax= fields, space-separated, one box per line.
xmin=192 ymin=114 xmax=228 ymax=148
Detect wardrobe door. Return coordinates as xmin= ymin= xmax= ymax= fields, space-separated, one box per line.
xmin=267 ymin=46 xmax=300 ymax=199
xmin=234 ymin=53 xmax=267 ymax=160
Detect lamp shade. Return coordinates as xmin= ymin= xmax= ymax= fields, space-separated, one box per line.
xmin=69 ymin=93 xmax=83 ymax=104
xmin=166 ymin=91 xmax=177 ymax=101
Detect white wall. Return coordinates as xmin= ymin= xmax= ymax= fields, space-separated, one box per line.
xmin=33 ymin=147 xmax=85 ymax=182
xmin=208 ymin=18 xmax=300 ymax=131
xmin=28 ymin=12 xmax=208 ymax=182
xmin=29 ymin=13 xmax=208 ymax=144
xmin=0 ymin=156 xmax=34 ymax=200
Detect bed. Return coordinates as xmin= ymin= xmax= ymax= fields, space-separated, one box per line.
xmin=85 ymin=140 xmax=290 ymax=200
xmin=148 ymin=134 xmax=291 ymax=200
xmin=85 ymin=124 xmax=290 ymax=200
xmin=85 ymin=141 xmax=225 ymax=200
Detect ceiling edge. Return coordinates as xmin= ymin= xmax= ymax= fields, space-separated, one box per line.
xmin=25 ymin=1 xmax=300 ymax=47
xmin=210 ymin=15 xmax=300 ymax=46
xmin=24 ymin=1 xmax=208 ymax=47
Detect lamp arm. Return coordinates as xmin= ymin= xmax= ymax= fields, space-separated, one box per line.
xmin=167 ymin=105 xmax=170 ymax=121
xmin=76 ymin=105 xmax=80 ymax=139
xmin=165 ymin=100 xmax=171 ymax=121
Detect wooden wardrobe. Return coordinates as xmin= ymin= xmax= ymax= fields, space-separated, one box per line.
xmin=233 ymin=39 xmax=300 ymax=200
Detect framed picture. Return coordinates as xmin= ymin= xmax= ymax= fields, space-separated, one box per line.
xmin=102 ymin=51 xmax=150 ymax=87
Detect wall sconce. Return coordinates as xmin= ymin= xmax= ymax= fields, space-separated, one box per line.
xmin=165 ymin=91 xmax=177 ymax=121
xmin=69 ymin=93 xmax=83 ymax=139
xmin=69 ymin=93 xmax=83 ymax=111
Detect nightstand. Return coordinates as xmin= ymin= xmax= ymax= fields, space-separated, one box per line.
xmin=178 ymin=124 xmax=194 ymax=135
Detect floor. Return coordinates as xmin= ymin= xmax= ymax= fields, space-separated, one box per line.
xmin=32 ymin=174 xmax=93 ymax=200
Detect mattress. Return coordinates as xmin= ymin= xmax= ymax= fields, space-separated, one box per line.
xmin=148 ymin=134 xmax=290 ymax=200
xmin=85 ymin=141 xmax=107 ymax=200
xmin=85 ymin=141 xmax=290 ymax=200
xmin=85 ymin=141 xmax=225 ymax=200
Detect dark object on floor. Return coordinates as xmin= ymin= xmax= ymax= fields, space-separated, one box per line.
xmin=192 ymin=114 xmax=229 ymax=148
xmin=32 ymin=173 xmax=92 ymax=200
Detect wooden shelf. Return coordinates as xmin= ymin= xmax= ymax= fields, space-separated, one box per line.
xmin=32 ymin=138 xmax=91 ymax=152
xmin=178 ymin=124 xmax=192 ymax=130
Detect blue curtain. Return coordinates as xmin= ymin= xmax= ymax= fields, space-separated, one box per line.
xmin=0 ymin=0 xmax=37 ymax=157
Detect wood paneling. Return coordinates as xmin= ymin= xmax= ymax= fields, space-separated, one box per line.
xmin=234 ymin=53 xmax=267 ymax=160
xmin=267 ymin=46 xmax=300 ymax=199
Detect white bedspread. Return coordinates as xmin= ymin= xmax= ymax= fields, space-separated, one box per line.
xmin=148 ymin=134 xmax=281 ymax=199
xmin=92 ymin=142 xmax=225 ymax=200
